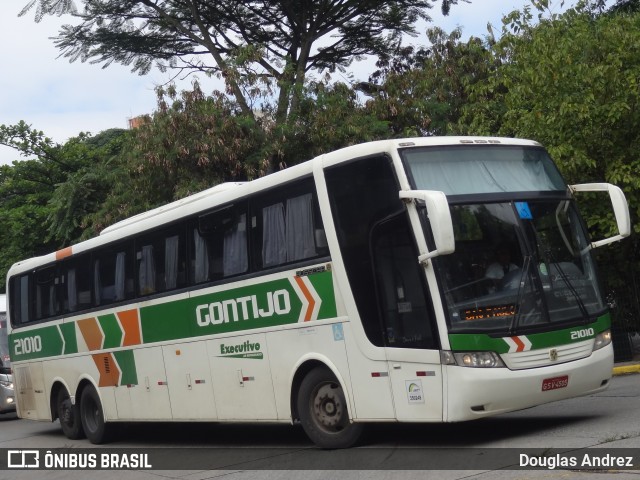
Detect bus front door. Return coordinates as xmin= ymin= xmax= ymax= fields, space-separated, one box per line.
xmin=372 ymin=213 xmax=443 ymax=421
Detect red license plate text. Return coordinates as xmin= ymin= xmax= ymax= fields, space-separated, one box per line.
xmin=542 ymin=375 xmax=569 ymax=391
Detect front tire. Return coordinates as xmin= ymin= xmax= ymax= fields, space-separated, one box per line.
xmin=79 ymin=385 xmax=114 ymax=444
xmin=56 ymin=388 xmax=85 ymax=440
xmin=297 ymin=367 xmax=363 ymax=449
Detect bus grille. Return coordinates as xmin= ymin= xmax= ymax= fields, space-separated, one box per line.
xmin=501 ymin=339 xmax=594 ymax=370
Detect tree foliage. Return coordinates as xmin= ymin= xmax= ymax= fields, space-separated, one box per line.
xmin=361 ymin=27 xmax=498 ymax=136
xmin=19 ymin=0 xmax=456 ymax=133
xmin=0 ymin=125 xmax=129 ymax=287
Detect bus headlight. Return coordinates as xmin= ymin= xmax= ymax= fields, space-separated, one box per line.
xmin=593 ymin=329 xmax=612 ymax=351
xmin=441 ymin=351 xmax=505 ymax=368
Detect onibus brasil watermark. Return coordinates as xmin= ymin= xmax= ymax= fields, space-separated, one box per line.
xmin=7 ymin=450 xmax=151 ymax=470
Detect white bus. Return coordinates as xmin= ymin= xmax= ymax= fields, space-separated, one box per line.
xmin=6 ymin=137 xmax=630 ymax=448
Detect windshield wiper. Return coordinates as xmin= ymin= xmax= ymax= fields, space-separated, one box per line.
xmin=542 ymin=246 xmax=590 ymax=321
xmin=509 ymin=255 xmax=530 ymax=334
xmin=531 ymin=217 xmax=589 ymax=321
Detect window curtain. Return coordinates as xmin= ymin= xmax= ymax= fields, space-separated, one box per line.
xmin=67 ymin=268 xmax=77 ymax=312
xmin=19 ymin=276 xmax=29 ymax=324
xmin=223 ymin=214 xmax=248 ymax=276
xmin=405 ymin=148 xmax=565 ymax=195
xmin=193 ymin=228 xmax=209 ymax=283
xmin=48 ymin=285 xmax=56 ymax=316
xmin=138 ymin=246 xmax=154 ymax=295
xmin=94 ymin=260 xmax=101 ymax=305
xmin=115 ymin=252 xmax=127 ymax=300
xmin=165 ymin=235 xmax=179 ymax=290
xmin=262 ymin=203 xmax=286 ymax=267
xmin=286 ymin=194 xmax=316 ymax=262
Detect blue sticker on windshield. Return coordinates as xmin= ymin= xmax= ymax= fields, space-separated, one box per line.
xmin=515 ymin=202 xmax=533 ymax=219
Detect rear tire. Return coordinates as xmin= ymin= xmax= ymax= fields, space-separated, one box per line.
xmin=56 ymin=388 xmax=85 ymax=440
xmin=297 ymin=367 xmax=363 ymax=449
xmin=79 ymin=385 xmax=114 ymax=444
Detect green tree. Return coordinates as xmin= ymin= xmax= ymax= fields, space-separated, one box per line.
xmin=0 ymin=124 xmax=129 ymax=288
xmin=19 ymin=0 xmax=457 ymax=134
xmin=47 ymin=129 xmax=129 ymax=242
xmin=0 ymin=155 xmax=60 ymax=290
xmin=361 ymin=27 xmax=498 ymax=136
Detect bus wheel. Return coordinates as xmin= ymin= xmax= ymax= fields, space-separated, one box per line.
xmin=297 ymin=367 xmax=363 ymax=449
xmin=56 ymin=388 xmax=85 ymax=440
xmin=79 ymin=385 xmax=113 ymax=444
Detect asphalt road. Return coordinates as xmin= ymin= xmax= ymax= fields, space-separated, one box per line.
xmin=0 ymin=373 xmax=638 ymax=479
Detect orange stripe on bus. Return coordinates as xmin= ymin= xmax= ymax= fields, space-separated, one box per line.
xmin=92 ymin=353 xmax=121 ymax=387
xmin=55 ymin=247 xmax=73 ymax=260
xmin=77 ymin=318 xmax=103 ymax=351
xmin=512 ymin=336 xmax=526 ymax=353
xmin=118 ymin=309 xmax=142 ymax=346
xmin=294 ymin=276 xmax=315 ymax=322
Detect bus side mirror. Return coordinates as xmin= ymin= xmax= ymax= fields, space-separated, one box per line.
xmin=399 ymin=190 xmax=455 ymax=261
xmin=570 ymin=183 xmax=631 ymax=248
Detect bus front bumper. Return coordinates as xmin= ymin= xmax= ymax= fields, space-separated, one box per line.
xmin=444 ymin=344 xmax=613 ymax=422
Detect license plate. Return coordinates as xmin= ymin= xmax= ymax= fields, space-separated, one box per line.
xmin=542 ymin=375 xmax=569 ymax=391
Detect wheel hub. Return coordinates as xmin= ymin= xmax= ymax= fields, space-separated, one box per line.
xmin=313 ymin=384 xmax=343 ymax=429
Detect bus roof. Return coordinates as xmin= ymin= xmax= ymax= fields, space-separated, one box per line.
xmin=100 ymin=182 xmax=245 ymax=236
xmin=7 ymin=136 xmax=542 ymax=277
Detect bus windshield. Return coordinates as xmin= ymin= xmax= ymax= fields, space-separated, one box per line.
xmin=401 ymin=144 xmax=604 ymax=335
xmin=431 ymin=200 xmax=605 ymax=334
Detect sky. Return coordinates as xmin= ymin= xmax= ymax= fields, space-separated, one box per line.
xmin=0 ymin=0 xmax=535 ymax=166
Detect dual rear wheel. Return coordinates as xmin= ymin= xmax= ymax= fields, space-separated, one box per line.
xmin=56 ymin=384 xmax=113 ymax=444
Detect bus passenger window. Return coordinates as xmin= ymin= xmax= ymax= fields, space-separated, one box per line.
xmin=223 ymin=214 xmax=248 ymax=276
xmin=33 ymin=266 xmax=59 ymax=320
xmin=164 ymin=235 xmax=181 ymax=289
xmin=137 ymin=229 xmax=187 ymax=295
xmin=94 ymin=244 xmax=134 ymax=305
xmin=138 ymin=245 xmax=156 ymax=295
xmin=193 ymin=203 xmax=248 ymax=283
xmin=9 ymin=275 xmax=30 ymax=325
xmin=253 ymin=180 xmax=325 ymax=270
xmin=63 ymin=254 xmax=93 ymax=313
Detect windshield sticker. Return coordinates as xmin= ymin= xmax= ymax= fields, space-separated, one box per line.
xmin=515 ymin=202 xmax=533 ymax=219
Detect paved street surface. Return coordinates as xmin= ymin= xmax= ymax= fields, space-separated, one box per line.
xmin=0 ymin=373 xmax=638 ymax=479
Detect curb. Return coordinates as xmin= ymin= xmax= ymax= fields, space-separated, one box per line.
xmin=612 ymin=364 xmax=640 ymax=376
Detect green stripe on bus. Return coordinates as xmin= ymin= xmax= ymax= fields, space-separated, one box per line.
xmin=113 ymin=350 xmax=137 ymax=386
xmin=10 ymin=325 xmax=64 ymax=361
xmin=309 ymin=272 xmax=338 ymax=319
xmin=99 ymin=313 xmax=123 ymax=349
xmin=59 ymin=322 xmax=78 ymax=355
xmin=448 ymin=313 xmax=611 ymax=353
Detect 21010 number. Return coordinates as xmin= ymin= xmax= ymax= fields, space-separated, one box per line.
xmin=14 ymin=335 xmax=43 ymax=355
xmin=570 ymin=328 xmax=594 ymax=340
